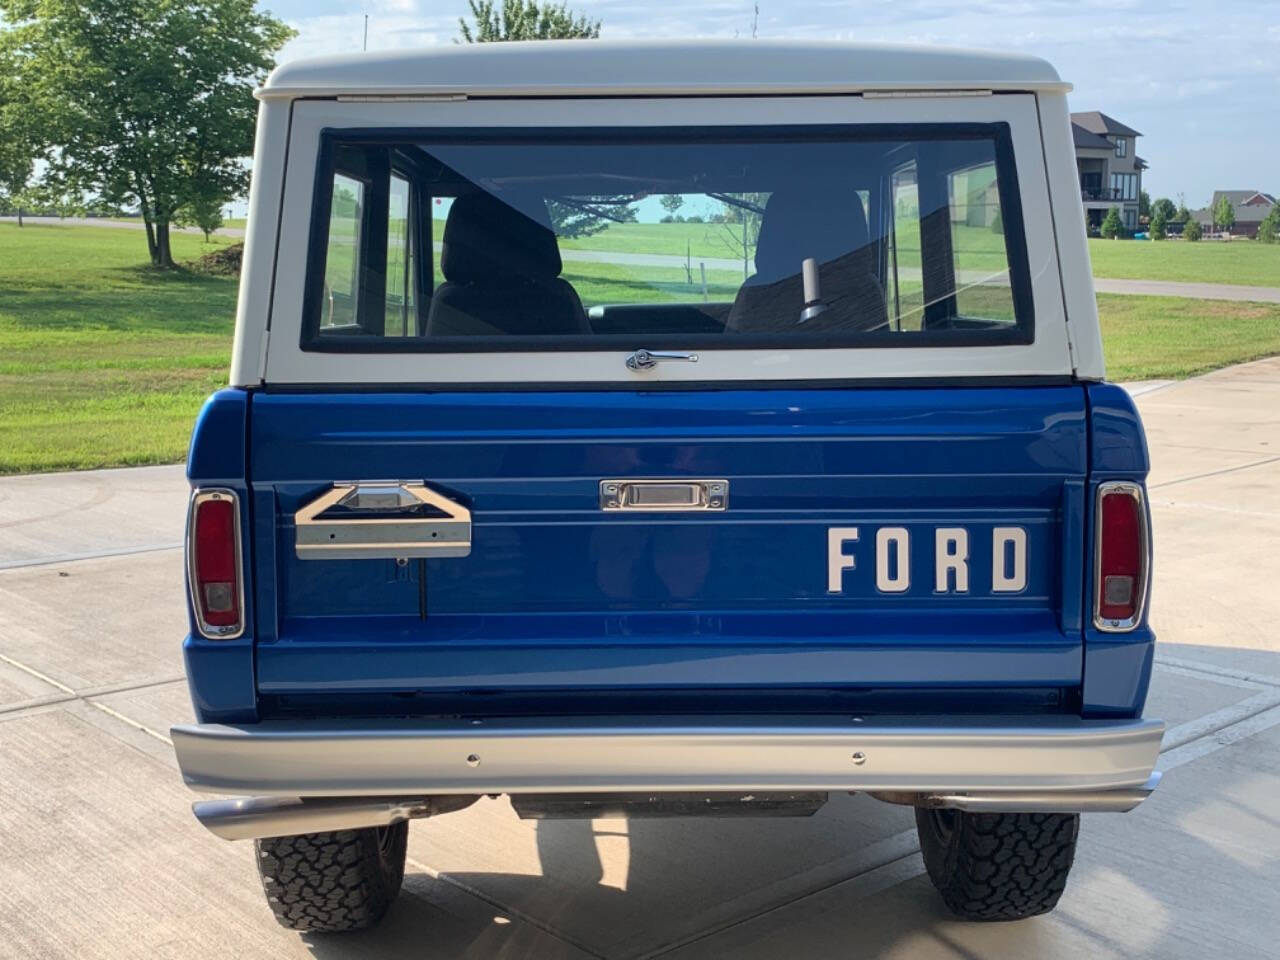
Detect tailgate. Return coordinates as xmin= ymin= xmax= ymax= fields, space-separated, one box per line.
xmin=248 ymin=386 xmax=1087 ymax=712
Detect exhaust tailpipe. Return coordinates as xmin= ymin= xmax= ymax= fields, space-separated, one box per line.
xmin=192 ymin=795 xmax=478 ymax=841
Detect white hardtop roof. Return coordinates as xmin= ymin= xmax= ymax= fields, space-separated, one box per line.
xmin=258 ymin=40 xmax=1068 ymax=101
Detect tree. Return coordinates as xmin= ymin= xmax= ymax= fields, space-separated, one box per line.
xmin=36 ymin=181 xmax=86 ymax=219
xmin=545 ymin=195 xmax=636 ymax=239
xmin=459 ymin=0 xmax=600 ymax=42
xmin=1100 ymin=207 xmax=1124 ymax=239
xmin=660 ymin=194 xmax=684 ymax=220
xmin=175 ymin=190 xmax=225 ymax=242
xmin=713 ymin=192 xmax=769 ymax=279
xmin=1183 ymin=218 xmax=1202 ymax=242
xmin=1149 ymin=208 xmax=1168 ymax=241
xmin=1151 ymin=197 xmax=1177 ymax=224
xmin=1212 ymin=194 xmax=1236 ymax=235
xmin=1 ymin=0 xmax=293 ymax=266
xmin=0 ymin=42 xmax=37 ymax=225
xmin=1175 ymin=194 xmax=1191 ymax=222
xmin=1139 ymin=189 xmax=1150 ymax=219
xmin=1257 ymin=205 xmax=1280 ymax=245
xmin=332 ymin=185 xmax=360 ymax=220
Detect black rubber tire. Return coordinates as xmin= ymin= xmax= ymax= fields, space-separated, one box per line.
xmin=914 ymin=807 xmax=1079 ymax=921
xmin=254 ymin=821 xmax=409 ymax=932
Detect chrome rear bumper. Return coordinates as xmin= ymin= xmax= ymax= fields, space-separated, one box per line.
xmin=172 ymin=714 xmax=1164 ymax=838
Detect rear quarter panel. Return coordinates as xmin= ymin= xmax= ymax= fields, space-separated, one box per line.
xmin=1082 ymin=382 xmax=1155 ymax=717
xmin=185 ymin=389 xmax=258 ymax=723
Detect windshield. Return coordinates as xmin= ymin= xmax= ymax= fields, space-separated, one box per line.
xmin=303 ymin=125 xmax=1033 ymax=350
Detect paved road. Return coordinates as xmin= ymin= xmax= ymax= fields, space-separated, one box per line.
xmin=2 ymin=361 xmax=1279 ymax=957
xmin=1092 ymin=276 xmax=1280 ymax=303
xmin=0 ymin=215 xmax=247 ymax=238
xmin=6 ymin=215 xmax=1278 ymax=303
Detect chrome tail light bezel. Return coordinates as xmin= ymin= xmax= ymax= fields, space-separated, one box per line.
xmin=187 ymin=488 xmax=246 ymax=640
xmin=1093 ymin=481 xmax=1151 ymax=633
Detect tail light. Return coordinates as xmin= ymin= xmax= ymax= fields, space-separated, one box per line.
xmin=187 ymin=489 xmax=244 ymax=639
xmin=1093 ymin=482 xmax=1149 ymax=631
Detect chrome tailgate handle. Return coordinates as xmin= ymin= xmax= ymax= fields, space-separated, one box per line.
xmin=294 ymin=481 xmax=471 ymax=559
xmin=601 ymin=479 xmax=728 ymax=511
xmin=625 ymin=349 xmax=699 ymax=371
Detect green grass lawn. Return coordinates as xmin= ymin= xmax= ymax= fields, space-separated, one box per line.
xmin=1088 ymin=236 xmax=1280 ymax=287
xmin=0 ymin=223 xmax=237 ymax=474
xmin=557 ymin=220 xmax=1008 ymax=273
xmin=3 ymin=222 xmax=1279 ymax=474
xmin=1098 ymin=294 xmax=1280 ymax=380
xmin=563 ymin=262 xmax=744 ymax=305
xmin=559 ymin=221 xmax=746 ymax=261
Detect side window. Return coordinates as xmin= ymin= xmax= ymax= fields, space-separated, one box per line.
xmin=885 ymin=161 xmax=923 ymax=330
xmin=884 ymin=150 xmax=1020 ymax=331
xmin=314 ymin=151 xmax=436 ymax=341
xmin=321 ymin=174 xmax=364 ymax=330
xmin=431 ymin=196 xmax=450 ymax=292
xmin=385 ymin=174 xmax=414 ymax=337
xmin=947 ymin=162 xmax=1017 ymax=324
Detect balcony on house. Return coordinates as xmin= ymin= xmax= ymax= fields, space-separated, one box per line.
xmin=1078 ymin=161 xmax=1114 ymax=202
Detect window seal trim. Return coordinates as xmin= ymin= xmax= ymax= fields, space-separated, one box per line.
xmin=299 ymin=122 xmax=1036 ymax=354
xmin=259 ymin=373 xmax=1081 ymax=394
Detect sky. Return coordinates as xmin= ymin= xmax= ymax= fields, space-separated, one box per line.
xmin=262 ymin=0 xmax=1279 ymax=207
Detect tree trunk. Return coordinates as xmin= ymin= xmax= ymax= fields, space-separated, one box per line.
xmin=143 ymin=216 xmax=158 ymax=264
xmin=155 ymin=220 xmax=174 ymax=268
xmin=16 ymin=206 xmax=22 ymax=227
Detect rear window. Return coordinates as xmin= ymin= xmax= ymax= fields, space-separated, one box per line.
xmin=302 ymin=125 xmax=1033 ymax=351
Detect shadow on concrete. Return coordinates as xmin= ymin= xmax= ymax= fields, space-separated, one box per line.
xmin=291 ymin=640 xmax=1280 ymax=959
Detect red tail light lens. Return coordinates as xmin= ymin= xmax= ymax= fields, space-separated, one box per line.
xmin=188 ymin=490 xmax=243 ymax=638
xmin=1094 ymin=483 xmax=1148 ymax=630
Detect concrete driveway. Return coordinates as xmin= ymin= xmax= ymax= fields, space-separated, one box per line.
xmin=1 ymin=362 xmax=1278 ymax=959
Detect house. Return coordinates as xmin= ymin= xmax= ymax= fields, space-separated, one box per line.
xmin=1071 ymin=111 xmax=1145 ymax=233
xmin=1192 ymin=191 xmax=1277 ymax=239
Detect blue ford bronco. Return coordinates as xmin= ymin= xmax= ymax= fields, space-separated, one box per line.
xmin=173 ymin=40 xmax=1163 ymax=931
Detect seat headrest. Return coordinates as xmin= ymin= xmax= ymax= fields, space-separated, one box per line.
xmin=440 ymin=192 xmax=562 ymax=284
xmin=752 ymin=186 xmax=871 ymax=284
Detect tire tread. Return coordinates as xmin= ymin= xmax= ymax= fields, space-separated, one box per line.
xmin=254 ymin=823 xmax=407 ymax=932
xmin=915 ymin=809 xmax=1078 ymax=921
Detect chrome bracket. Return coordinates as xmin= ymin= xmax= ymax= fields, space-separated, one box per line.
xmin=294 ymin=481 xmax=471 ymax=560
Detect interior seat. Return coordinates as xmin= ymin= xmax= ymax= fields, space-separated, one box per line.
xmin=725 ymin=187 xmax=889 ymax=335
xmin=425 ymin=192 xmax=590 ymax=337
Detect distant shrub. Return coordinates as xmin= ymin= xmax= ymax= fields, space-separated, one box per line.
xmin=1100 ymin=207 xmax=1123 ymax=239
xmin=1213 ymin=194 xmax=1236 ymax=233
xmin=1183 ymin=219 xmax=1203 ymax=242
xmin=1151 ymin=197 xmax=1177 ymax=224
xmin=1149 ymin=210 xmax=1168 ymax=240
xmin=1257 ymin=206 xmax=1280 ymax=245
